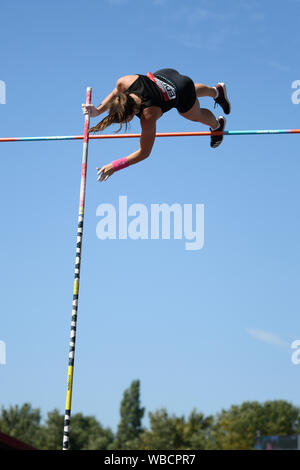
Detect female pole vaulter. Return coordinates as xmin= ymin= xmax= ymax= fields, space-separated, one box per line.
xmin=81 ymin=68 xmax=231 ymax=182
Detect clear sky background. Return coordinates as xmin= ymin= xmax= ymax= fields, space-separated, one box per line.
xmin=1 ymin=0 xmax=300 ymax=432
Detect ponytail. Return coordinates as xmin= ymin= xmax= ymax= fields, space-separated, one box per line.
xmin=89 ymin=92 xmax=138 ymax=134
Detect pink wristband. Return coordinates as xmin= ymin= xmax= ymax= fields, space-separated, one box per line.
xmin=111 ymin=157 xmax=129 ymax=171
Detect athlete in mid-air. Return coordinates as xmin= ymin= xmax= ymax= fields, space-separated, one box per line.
xmin=81 ymin=68 xmax=231 ymax=182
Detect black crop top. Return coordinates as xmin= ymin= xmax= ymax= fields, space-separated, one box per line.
xmin=125 ymin=73 xmax=178 ymax=118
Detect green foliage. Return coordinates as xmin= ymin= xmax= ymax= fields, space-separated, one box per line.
xmin=1 ymin=385 xmax=300 ymax=450
xmin=210 ymin=400 xmax=300 ymax=450
xmin=68 ymin=413 xmax=114 ymax=450
xmin=0 ymin=404 xmax=114 ymax=450
xmin=39 ymin=409 xmax=114 ymax=450
xmin=39 ymin=409 xmax=64 ymax=449
xmin=136 ymin=408 xmax=213 ymax=450
xmin=113 ymin=379 xmax=145 ymax=449
xmin=0 ymin=403 xmax=42 ymax=448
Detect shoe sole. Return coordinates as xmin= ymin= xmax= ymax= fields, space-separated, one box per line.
xmin=217 ymin=82 xmax=231 ymax=115
xmin=211 ymin=116 xmax=226 ymax=148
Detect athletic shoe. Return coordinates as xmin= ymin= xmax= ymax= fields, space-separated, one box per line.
xmin=210 ymin=116 xmax=226 ymax=148
xmin=214 ymin=83 xmax=231 ymax=115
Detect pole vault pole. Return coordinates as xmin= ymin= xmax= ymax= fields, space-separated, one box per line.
xmin=62 ymin=87 xmax=92 ymax=450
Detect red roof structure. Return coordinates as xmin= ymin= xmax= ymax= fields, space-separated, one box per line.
xmin=0 ymin=431 xmax=36 ymax=450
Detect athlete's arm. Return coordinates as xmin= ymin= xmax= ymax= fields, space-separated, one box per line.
xmin=82 ymin=76 xmax=138 ymax=117
xmin=81 ymin=87 xmax=118 ymax=117
xmin=97 ymin=114 xmax=157 ymax=182
xmin=95 ymin=88 xmax=118 ymax=115
xmin=127 ymin=115 xmax=157 ymax=165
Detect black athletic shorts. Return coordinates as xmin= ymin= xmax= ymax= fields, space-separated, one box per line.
xmin=154 ymin=68 xmax=197 ymax=113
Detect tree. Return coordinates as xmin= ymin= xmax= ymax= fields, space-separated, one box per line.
xmin=184 ymin=409 xmax=213 ymax=449
xmin=137 ymin=408 xmax=213 ymax=450
xmin=0 ymin=404 xmax=114 ymax=450
xmin=39 ymin=409 xmax=64 ymax=450
xmin=69 ymin=413 xmax=114 ymax=450
xmin=39 ymin=409 xmax=114 ymax=450
xmin=210 ymin=400 xmax=300 ymax=450
xmin=113 ymin=380 xmax=145 ymax=449
xmin=0 ymin=403 xmax=42 ymax=448
xmin=2 ymin=397 xmax=299 ymax=450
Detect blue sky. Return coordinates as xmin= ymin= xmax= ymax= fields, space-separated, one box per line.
xmin=1 ymin=0 xmax=300 ymax=434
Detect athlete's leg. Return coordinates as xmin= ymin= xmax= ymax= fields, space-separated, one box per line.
xmin=179 ymin=99 xmax=219 ymax=128
xmin=195 ymin=84 xmax=217 ymax=99
xmin=179 ymin=99 xmax=226 ymax=148
xmin=195 ymin=83 xmax=231 ymax=115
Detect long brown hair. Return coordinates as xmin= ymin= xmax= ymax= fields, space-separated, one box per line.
xmin=89 ymin=92 xmax=139 ymax=134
